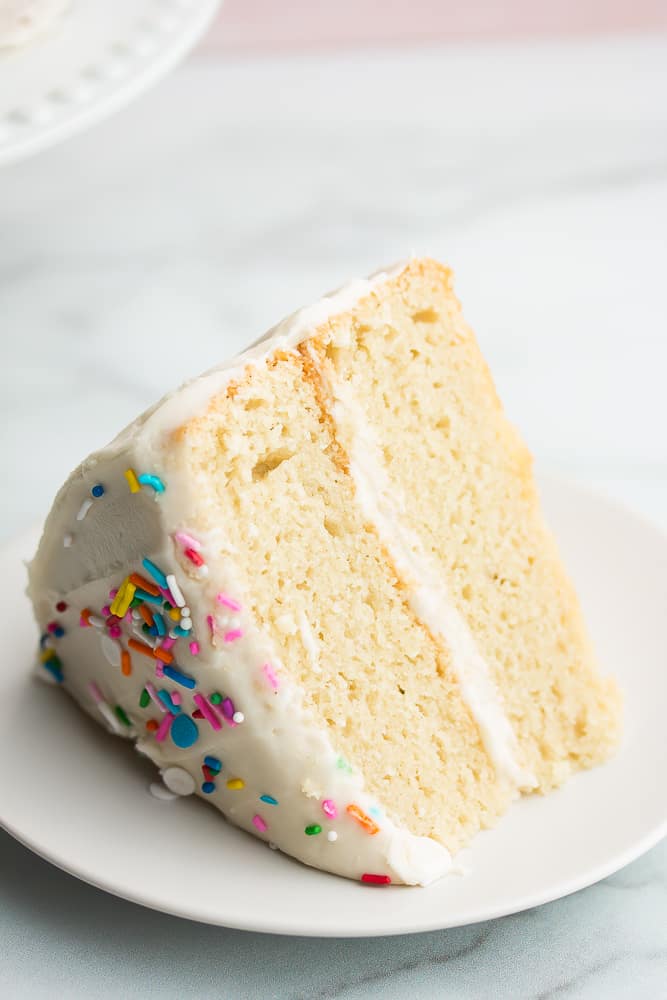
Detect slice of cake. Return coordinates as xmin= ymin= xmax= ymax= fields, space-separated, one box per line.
xmin=28 ymin=258 xmax=622 ymax=886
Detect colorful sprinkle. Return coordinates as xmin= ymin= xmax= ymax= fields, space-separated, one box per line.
xmin=47 ymin=621 xmax=65 ymax=637
xmin=128 ymin=637 xmax=158 ymax=660
xmin=226 ymin=778 xmax=244 ymax=790
xmin=134 ymin=588 xmax=162 ymax=605
xmin=202 ymin=781 xmax=216 ymax=794
xmin=322 ymin=799 xmax=338 ymax=819
xmin=260 ymin=794 xmax=278 ymax=806
xmin=262 ymin=663 xmax=279 ymax=691
xmin=224 ymin=628 xmax=244 ymax=643
xmin=189 ymin=641 xmax=200 ymax=656
xmin=184 ymin=547 xmax=204 ymax=567
xmin=76 ymin=498 xmax=93 ymax=521
xmin=137 ymin=473 xmax=165 ymax=493
xmin=146 ymin=719 xmax=159 ymax=732
xmin=128 ymin=573 xmax=160 ymax=597
xmin=152 ymin=613 xmax=166 ymax=636
xmin=232 ymin=712 xmax=245 ymax=724
xmin=209 ymin=692 xmax=222 ymax=705
xmin=204 ymin=756 xmax=222 ymax=773
xmin=139 ymin=688 xmax=150 ymax=708
xmin=55 ymin=600 xmax=68 ymax=613
xmin=361 ymin=873 xmax=391 ymax=885
xmin=192 ymin=693 xmax=221 ymax=731
xmin=154 ymin=712 xmax=174 ymax=742
xmin=216 ymin=593 xmax=242 ymax=612
xmin=145 ymin=682 xmax=166 ymax=712
xmin=346 ymin=804 xmax=380 ymax=836
xmin=170 ymin=714 xmax=199 ymax=748
xmin=166 ymin=574 xmax=185 ymax=608
xmin=222 ymin=697 xmax=235 ymax=720
xmin=170 ymin=691 xmax=182 ymax=706
xmin=114 ymin=706 xmax=132 ymax=727
xmin=110 ymin=580 xmax=136 ymax=618
xmin=142 ymin=558 xmax=168 ymax=589
xmin=153 ymin=646 xmax=173 ymax=664
xmin=158 ymin=690 xmax=180 ymax=714
xmin=91 ymin=483 xmax=105 ymax=498
xmin=253 ymin=814 xmax=268 ymax=833
xmin=305 ymin=824 xmax=322 ymax=836
xmin=162 ymin=664 xmax=196 ymax=689
xmin=41 ymin=655 xmax=64 ymax=683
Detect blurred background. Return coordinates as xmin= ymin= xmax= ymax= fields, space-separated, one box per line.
xmin=1 ymin=1 xmax=666 ymax=542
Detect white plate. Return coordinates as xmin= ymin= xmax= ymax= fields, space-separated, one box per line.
xmin=1 ymin=476 xmax=666 ymax=937
xmin=0 ymin=0 xmax=221 ymax=166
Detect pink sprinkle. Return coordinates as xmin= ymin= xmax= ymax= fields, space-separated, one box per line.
xmin=216 ymin=593 xmax=242 ymax=612
xmin=193 ymin=693 xmax=222 ymax=731
xmin=109 ymin=588 xmax=118 ymax=600
xmin=322 ymin=799 xmax=338 ymax=819
xmin=88 ymin=682 xmax=104 ymax=703
xmin=184 ymin=547 xmax=205 ymax=567
xmin=252 ymin=814 xmax=268 ymax=833
xmin=145 ymin=682 xmax=166 ymax=713
xmin=161 ymin=637 xmax=176 ymax=651
xmin=170 ymin=691 xmax=182 ymax=706
xmin=206 ymin=614 xmax=215 ymax=635
xmin=175 ymin=531 xmax=200 ymax=550
xmin=108 ymin=624 xmax=122 ymax=639
xmin=154 ymin=712 xmax=174 ymax=742
xmin=224 ymin=628 xmax=244 ymax=644
xmin=155 ymin=662 xmax=164 ymax=678
xmin=124 ymin=611 xmax=133 ymax=623
xmin=189 ymin=641 xmax=200 ymax=656
xmin=222 ymin=697 xmax=235 ymax=720
xmin=159 ymin=587 xmax=172 ymax=602
xmin=263 ymin=663 xmax=279 ymax=691
xmin=79 ymin=615 xmax=90 ymax=628
xmin=101 ymin=605 xmax=111 ymax=617
xmin=46 ymin=622 xmax=59 ymax=634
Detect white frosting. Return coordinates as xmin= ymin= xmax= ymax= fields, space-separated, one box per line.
xmin=0 ymin=0 xmax=69 ymax=48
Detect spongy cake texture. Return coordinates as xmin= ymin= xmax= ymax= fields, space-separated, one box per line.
xmin=28 ymin=258 xmax=622 ymax=885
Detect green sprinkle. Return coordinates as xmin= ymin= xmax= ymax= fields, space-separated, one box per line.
xmin=163 ymin=601 xmax=173 ymax=611
xmin=141 ymin=623 xmax=150 ymax=634
xmin=305 ymin=824 xmax=322 ymax=836
xmin=130 ymin=596 xmax=142 ymax=608
xmin=139 ymin=688 xmax=150 ymax=708
xmin=114 ymin=706 xmax=132 ymax=727
xmin=209 ymin=692 xmax=222 ymax=705
xmin=336 ymin=757 xmax=352 ymax=773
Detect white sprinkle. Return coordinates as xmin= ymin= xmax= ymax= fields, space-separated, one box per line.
xmin=327 ymin=831 xmax=338 ymax=842
xmin=181 ymin=607 xmax=191 ymax=616
xmin=199 ymin=565 xmax=209 ymax=577
xmin=161 ymin=767 xmax=196 ymax=796
xmin=88 ymin=614 xmax=106 ymax=629
xmin=100 ymin=635 xmax=121 ymax=667
xmin=63 ymin=533 xmax=73 ymax=548
xmin=132 ymin=610 xmax=141 ymax=621
xmin=150 ymin=782 xmax=178 ymax=801
xmin=180 ymin=617 xmax=193 ymax=631
xmin=76 ymin=498 xmax=93 ymax=521
xmin=232 ymin=711 xmax=244 ymax=724
xmin=166 ymin=573 xmax=185 ymax=607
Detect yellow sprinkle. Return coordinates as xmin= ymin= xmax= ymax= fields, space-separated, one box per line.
xmin=110 ymin=579 xmax=136 ymax=618
xmin=40 ymin=649 xmax=55 ymax=662
xmin=168 ymin=608 xmax=180 ymax=622
xmin=226 ymin=778 xmax=244 ymax=790
xmin=124 ymin=468 xmax=140 ymax=493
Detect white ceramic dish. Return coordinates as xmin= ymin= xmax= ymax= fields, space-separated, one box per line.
xmin=0 ymin=0 xmax=221 ymax=166
xmin=1 ymin=475 xmax=665 ymax=937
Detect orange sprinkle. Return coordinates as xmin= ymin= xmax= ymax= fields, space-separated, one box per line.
xmin=121 ymin=650 xmax=132 ymax=677
xmin=138 ymin=604 xmax=154 ymax=627
xmin=129 ymin=573 xmax=160 ymax=597
xmin=153 ymin=646 xmax=173 ymax=664
xmin=80 ymin=608 xmax=92 ymax=626
xmin=128 ymin=638 xmax=155 ymax=659
xmin=346 ymin=803 xmax=380 ymax=836
xmin=145 ymin=719 xmax=159 ymax=732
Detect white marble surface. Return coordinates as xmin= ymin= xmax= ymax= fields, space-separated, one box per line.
xmin=1 ymin=34 xmax=666 ymax=998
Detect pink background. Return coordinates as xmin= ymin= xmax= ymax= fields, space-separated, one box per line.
xmin=203 ymin=0 xmax=667 ymax=51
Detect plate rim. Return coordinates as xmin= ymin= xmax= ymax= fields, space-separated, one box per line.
xmin=1 ymin=475 xmax=666 ymax=937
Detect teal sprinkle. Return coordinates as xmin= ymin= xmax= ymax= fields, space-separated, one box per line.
xmin=260 ymin=794 xmax=278 ymax=806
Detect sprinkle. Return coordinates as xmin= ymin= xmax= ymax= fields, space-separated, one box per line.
xmin=88 ymin=682 xmax=104 ymax=703
xmin=192 ymin=709 xmax=204 ymax=719
xmin=327 ymin=831 xmax=338 ymax=842
xmin=138 ymin=473 xmax=165 ymax=493
xmin=209 ymin=692 xmax=222 ymax=705
xmin=162 ymin=767 xmax=196 ymax=796
xmin=138 ymin=604 xmax=154 ymax=627
xmin=110 ymin=580 xmax=136 ymax=618
xmin=346 ymin=804 xmax=380 ymax=836
xmin=206 ymin=614 xmax=215 ymax=636
xmin=101 ymin=605 xmax=111 ymax=617
xmin=139 ymin=688 xmax=150 ymax=708
xmin=161 ymin=636 xmax=176 ymax=650
xmin=47 ymin=622 xmax=65 ymax=637
xmin=170 ymin=714 xmax=199 ymax=748
xmin=89 ymin=614 xmax=106 ymax=629
xmin=305 ymin=825 xmax=322 ymax=836
xmin=63 ymin=533 xmax=73 ymax=548
xmin=79 ymin=609 xmax=92 ymax=627
xmin=253 ymin=815 xmax=268 ymax=833
xmin=172 ymin=626 xmax=190 ymax=637
xmin=202 ymin=781 xmax=216 ymax=794
xmin=162 ymin=665 xmax=196 ymax=689
xmin=216 ymin=593 xmax=242 ymax=612
xmin=152 ymin=613 xmax=166 ymax=636
xmin=91 ymin=483 xmax=105 ymax=498
xmin=322 ymin=799 xmax=338 ymax=819
xmin=76 ymin=498 xmax=93 ymax=521
xmin=166 ymin=574 xmax=185 ymax=608
xmin=158 ymin=690 xmax=180 ymax=714
xmin=260 ymin=794 xmax=278 ymax=806
xmin=168 ymin=608 xmax=180 ymax=622
xmin=55 ymin=600 xmax=68 ymax=613
xmin=42 ymin=655 xmax=64 ymax=683
xmin=193 ymin=693 xmax=222 ymax=731
xmin=153 ymin=646 xmax=173 ymax=664
xmin=361 ymin=874 xmax=391 ymax=885
xmin=134 ymin=588 xmax=162 ymax=605
xmin=146 ymin=719 xmax=158 ymax=732
xmin=184 ymin=547 xmax=204 ymax=567
xmin=114 ymin=706 xmax=132 ymax=727
xmin=128 ymin=637 xmax=158 ymax=659
xmin=336 ymin=757 xmax=353 ymax=773
xmin=226 ymin=778 xmax=244 ymax=790
xmin=128 ymin=573 xmax=160 ymax=597
xmin=204 ymin=756 xmax=222 ymax=773
xmin=179 ymin=617 xmax=193 ymax=631
xmin=154 ymin=712 xmax=174 ymax=742
xmin=170 ymin=691 xmax=182 ymax=706
xmin=145 ymin=682 xmax=166 ymax=712
xmin=232 ymin=712 xmax=245 ymax=724
xmin=108 ymin=624 xmax=122 ymax=639
xmin=262 ymin=663 xmax=279 ymax=691
xmin=224 ymin=628 xmax=244 ymax=644
xmin=142 ymin=558 xmax=168 ymax=589
xmin=124 ymin=468 xmax=140 ymax=493
xmin=222 ymin=698 xmax=235 ymax=720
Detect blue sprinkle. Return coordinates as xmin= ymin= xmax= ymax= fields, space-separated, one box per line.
xmin=51 ymin=625 xmax=65 ymax=638
xmin=91 ymin=483 xmax=105 ymax=498
xmin=202 ymin=781 xmax=216 ymax=794
xmin=142 ymin=558 xmax=168 ymax=589
xmin=42 ymin=657 xmax=63 ymax=683
xmin=153 ymin=613 xmax=166 ymax=636
xmin=171 ymin=714 xmax=199 ymax=749
xmin=137 ymin=473 xmax=165 ymax=494
xmin=134 ymin=588 xmax=162 ymax=604
xmin=158 ymin=690 xmax=181 ymax=714
xmin=204 ymin=755 xmax=222 ymax=773
xmin=147 ymin=626 xmax=158 ymax=637
xmin=172 ymin=626 xmax=190 ymax=637
xmin=162 ymin=665 xmax=196 ymax=690
xmin=369 ymin=806 xmax=382 ymax=819
xmin=260 ymin=794 xmax=278 ymax=806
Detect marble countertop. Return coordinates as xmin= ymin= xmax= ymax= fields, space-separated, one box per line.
xmin=1 ymin=34 xmax=666 ymax=999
